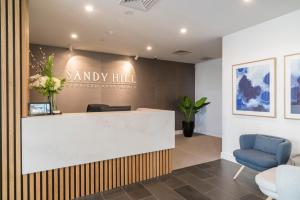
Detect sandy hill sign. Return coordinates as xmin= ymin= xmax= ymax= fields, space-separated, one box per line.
xmin=65 ymin=70 xmax=137 ymax=89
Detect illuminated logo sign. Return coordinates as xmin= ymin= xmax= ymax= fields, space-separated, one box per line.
xmin=65 ymin=70 xmax=137 ymax=89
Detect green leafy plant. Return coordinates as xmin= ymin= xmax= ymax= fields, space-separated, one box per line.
xmin=178 ymin=96 xmax=210 ymax=122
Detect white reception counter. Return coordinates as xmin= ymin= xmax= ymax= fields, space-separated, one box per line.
xmin=22 ymin=109 xmax=175 ymax=174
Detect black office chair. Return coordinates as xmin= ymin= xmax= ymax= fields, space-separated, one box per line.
xmin=86 ymin=104 xmax=131 ymax=112
xmin=86 ymin=104 xmax=109 ymax=112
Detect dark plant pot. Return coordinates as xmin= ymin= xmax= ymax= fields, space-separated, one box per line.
xmin=182 ymin=121 xmax=195 ymax=137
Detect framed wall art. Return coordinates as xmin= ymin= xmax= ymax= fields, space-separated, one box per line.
xmin=285 ymin=53 xmax=300 ymax=119
xmin=232 ymin=58 xmax=276 ymax=117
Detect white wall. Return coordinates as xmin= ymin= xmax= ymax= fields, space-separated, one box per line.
xmin=222 ymin=10 xmax=300 ymax=162
xmin=195 ymin=59 xmax=222 ymax=137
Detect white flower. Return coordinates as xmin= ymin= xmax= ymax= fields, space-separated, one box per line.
xmin=39 ymin=76 xmax=49 ymax=88
xmin=29 ymin=74 xmax=42 ymax=81
xmin=52 ymin=77 xmax=61 ymax=91
xmin=29 ymin=80 xmax=40 ymax=88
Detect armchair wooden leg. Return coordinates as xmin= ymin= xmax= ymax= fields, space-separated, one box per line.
xmin=266 ymin=197 xmax=272 ymax=200
xmin=233 ymin=165 xmax=245 ymax=180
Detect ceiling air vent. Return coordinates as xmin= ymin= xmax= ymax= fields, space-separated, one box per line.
xmin=119 ymin=0 xmax=159 ymax=11
xmin=172 ymin=50 xmax=192 ymax=56
xmin=199 ymin=57 xmax=214 ymax=62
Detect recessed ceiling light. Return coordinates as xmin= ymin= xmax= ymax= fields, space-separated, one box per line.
xmin=180 ymin=28 xmax=187 ymax=34
xmin=243 ymin=0 xmax=252 ymax=3
xmin=85 ymin=5 xmax=94 ymax=12
xmin=146 ymin=46 xmax=152 ymax=51
xmin=70 ymin=33 xmax=78 ymax=39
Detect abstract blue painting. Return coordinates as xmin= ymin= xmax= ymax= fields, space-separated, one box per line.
xmin=285 ymin=54 xmax=300 ymax=119
xmin=233 ymin=59 xmax=275 ymax=117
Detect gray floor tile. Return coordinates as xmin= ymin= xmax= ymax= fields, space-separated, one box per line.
xmin=75 ymin=160 xmax=266 ymax=200
xmin=175 ymin=171 xmax=215 ymax=193
xmin=174 ymin=185 xmax=210 ymax=200
xmin=240 ymin=194 xmax=264 ymax=200
xmin=102 ymin=188 xmax=125 ymax=200
xmin=124 ymin=183 xmax=152 ymax=200
xmin=186 ymin=166 xmax=214 ymax=179
xmin=204 ymin=188 xmax=238 ymax=200
xmin=140 ymin=196 xmax=157 ymax=200
xmin=76 ymin=193 xmax=104 ymax=200
xmin=143 ymin=181 xmax=185 ymax=200
xmin=205 ymin=176 xmax=251 ymax=198
xmin=159 ymin=175 xmax=186 ymax=189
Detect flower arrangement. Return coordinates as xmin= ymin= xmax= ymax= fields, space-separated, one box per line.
xmin=29 ymin=54 xmax=65 ymax=112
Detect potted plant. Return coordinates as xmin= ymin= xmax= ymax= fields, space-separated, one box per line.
xmin=178 ymin=96 xmax=210 ymax=137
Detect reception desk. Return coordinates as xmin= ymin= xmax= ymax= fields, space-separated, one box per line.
xmin=22 ymin=108 xmax=175 ymax=175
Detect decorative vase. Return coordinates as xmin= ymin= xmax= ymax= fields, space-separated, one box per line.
xmin=48 ymin=94 xmax=56 ymax=114
xmin=182 ymin=121 xmax=195 ymax=137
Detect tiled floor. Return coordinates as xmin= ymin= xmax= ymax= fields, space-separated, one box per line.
xmin=173 ymin=134 xmax=222 ymax=169
xmin=77 ymin=159 xmax=266 ymax=200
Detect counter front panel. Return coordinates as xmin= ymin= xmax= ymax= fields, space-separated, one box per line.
xmin=22 ymin=109 xmax=175 ymax=174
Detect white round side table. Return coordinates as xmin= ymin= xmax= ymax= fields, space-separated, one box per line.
xmin=291 ymin=154 xmax=300 ymax=166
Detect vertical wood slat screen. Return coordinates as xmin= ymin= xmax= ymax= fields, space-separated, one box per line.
xmin=0 ymin=1 xmax=173 ymax=200
xmin=1 ymin=0 xmax=29 ymax=200
xmin=22 ymin=150 xmax=172 ymax=200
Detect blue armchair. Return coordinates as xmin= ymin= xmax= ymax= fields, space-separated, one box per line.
xmin=233 ymin=134 xmax=291 ymax=180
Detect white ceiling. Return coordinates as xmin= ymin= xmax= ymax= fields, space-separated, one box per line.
xmin=30 ymin=0 xmax=300 ymax=64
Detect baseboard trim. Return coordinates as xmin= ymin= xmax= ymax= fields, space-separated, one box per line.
xmin=175 ymin=130 xmax=183 ymax=135
xmin=194 ymin=129 xmax=222 ymax=138
xmin=221 ymin=152 xmax=237 ymax=163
